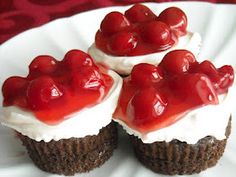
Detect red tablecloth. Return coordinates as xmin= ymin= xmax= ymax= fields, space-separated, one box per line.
xmin=1 ymin=0 xmax=236 ymax=44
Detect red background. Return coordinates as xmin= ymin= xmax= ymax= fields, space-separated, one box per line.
xmin=1 ymin=0 xmax=236 ymax=44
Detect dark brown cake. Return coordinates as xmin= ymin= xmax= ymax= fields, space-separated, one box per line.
xmin=129 ymin=117 xmax=231 ymax=175
xmin=17 ymin=122 xmax=117 ymax=176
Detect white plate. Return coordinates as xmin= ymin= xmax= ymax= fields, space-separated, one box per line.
xmin=0 ymin=2 xmax=236 ymax=177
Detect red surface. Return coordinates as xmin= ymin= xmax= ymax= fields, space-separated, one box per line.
xmin=0 ymin=0 xmax=236 ymax=44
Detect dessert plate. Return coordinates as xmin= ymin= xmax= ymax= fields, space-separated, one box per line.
xmin=0 ymin=2 xmax=236 ymax=177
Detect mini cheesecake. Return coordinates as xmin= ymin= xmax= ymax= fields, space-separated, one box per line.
xmin=0 ymin=50 xmax=123 ymax=175
xmin=113 ymin=49 xmax=234 ymax=175
xmin=89 ymin=4 xmax=201 ymax=75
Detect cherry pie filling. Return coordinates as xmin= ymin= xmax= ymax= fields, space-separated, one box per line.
xmin=95 ymin=4 xmax=188 ymax=56
xmin=113 ymin=50 xmax=234 ymax=133
xmin=2 ymin=50 xmax=114 ymax=125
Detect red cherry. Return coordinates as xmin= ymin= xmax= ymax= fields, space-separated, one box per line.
xmin=27 ymin=76 xmax=63 ymax=110
xmin=159 ymin=50 xmax=196 ymax=75
xmin=190 ymin=61 xmax=234 ymax=94
xmin=95 ymin=30 xmax=107 ymax=51
xmin=169 ymin=73 xmax=218 ymax=105
xmin=215 ymin=65 xmax=234 ymax=94
xmin=158 ymin=7 xmax=187 ymax=36
xmin=190 ymin=60 xmax=219 ymax=83
xmin=125 ymin=4 xmax=157 ymax=23
xmin=2 ymin=76 xmax=28 ymax=106
xmin=191 ymin=60 xmax=218 ymax=75
xmin=131 ymin=63 xmax=162 ymax=87
xmin=63 ymin=50 xmax=94 ymax=70
xmin=141 ymin=21 xmax=172 ymax=47
xmin=127 ymin=87 xmax=167 ymax=125
xmin=100 ymin=12 xmax=130 ymax=34
xmin=107 ymin=31 xmax=138 ymax=56
xmin=29 ymin=55 xmax=58 ymax=75
xmin=71 ymin=67 xmax=104 ymax=90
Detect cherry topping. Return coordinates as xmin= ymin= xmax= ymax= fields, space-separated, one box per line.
xmin=169 ymin=73 xmax=218 ymax=105
xmin=141 ymin=21 xmax=172 ymax=47
xmin=26 ymin=76 xmax=63 ymax=110
xmin=158 ymin=7 xmax=187 ymax=36
xmin=191 ymin=60 xmax=218 ymax=76
xmin=190 ymin=61 xmax=234 ymax=94
xmin=2 ymin=49 xmax=114 ymax=125
xmin=113 ymin=49 xmax=234 ymax=133
xmin=100 ymin=12 xmax=130 ymax=34
xmin=95 ymin=5 xmax=187 ymax=56
xmin=95 ymin=4 xmax=187 ymax=56
xmin=131 ymin=63 xmax=162 ymax=87
xmin=29 ymin=55 xmax=57 ymax=75
xmin=95 ymin=30 xmax=107 ymax=51
xmin=2 ymin=76 xmax=28 ymax=106
xmin=127 ymin=87 xmax=167 ymax=125
xmin=124 ymin=4 xmax=157 ymax=23
xmin=215 ymin=65 xmax=234 ymax=94
xmin=107 ymin=31 xmax=138 ymax=56
xmin=63 ymin=49 xmax=94 ymax=69
xmin=160 ymin=50 xmax=196 ymax=75
xmin=71 ymin=67 xmax=104 ymax=90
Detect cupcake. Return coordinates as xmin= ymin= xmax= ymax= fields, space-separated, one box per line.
xmin=0 ymin=49 xmax=123 ymax=175
xmin=113 ymin=50 xmax=234 ymax=175
xmin=88 ymin=4 xmax=201 ymax=75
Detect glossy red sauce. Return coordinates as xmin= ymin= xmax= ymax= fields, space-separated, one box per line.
xmin=95 ymin=4 xmax=187 ymax=56
xmin=2 ymin=50 xmax=114 ymax=125
xmin=113 ymin=50 xmax=234 ymax=133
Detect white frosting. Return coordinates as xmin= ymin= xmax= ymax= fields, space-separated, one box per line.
xmin=88 ymin=32 xmax=202 ymax=75
xmin=114 ymin=84 xmax=235 ymax=144
xmin=0 ymin=70 xmax=123 ymax=142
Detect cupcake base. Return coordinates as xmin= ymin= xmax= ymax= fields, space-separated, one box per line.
xmin=17 ymin=122 xmax=117 ymax=176
xmin=130 ymin=117 xmax=231 ymax=175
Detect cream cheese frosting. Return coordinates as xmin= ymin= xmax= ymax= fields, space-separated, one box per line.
xmin=0 ymin=70 xmax=123 ymax=142
xmin=113 ymin=83 xmax=235 ymax=144
xmin=88 ymin=32 xmax=202 ymax=75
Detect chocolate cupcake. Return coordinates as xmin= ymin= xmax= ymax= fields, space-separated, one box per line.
xmin=113 ymin=50 xmax=235 ymax=175
xmin=17 ymin=122 xmax=117 ymax=175
xmin=0 ymin=49 xmax=123 ymax=175
xmin=130 ymin=118 xmax=231 ymax=175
